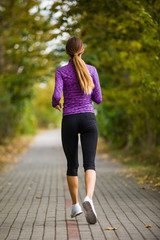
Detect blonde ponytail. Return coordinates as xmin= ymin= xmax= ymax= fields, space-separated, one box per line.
xmin=66 ymin=37 xmax=95 ymax=95
xmin=73 ymin=55 xmax=94 ymax=95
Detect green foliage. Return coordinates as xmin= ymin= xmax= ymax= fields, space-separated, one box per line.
xmin=0 ymin=0 xmax=61 ymax=141
xmin=32 ymin=82 xmax=61 ymax=129
xmin=16 ymin=101 xmax=37 ymax=135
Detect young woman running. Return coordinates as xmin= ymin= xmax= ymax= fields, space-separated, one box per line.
xmin=52 ymin=36 xmax=102 ymax=224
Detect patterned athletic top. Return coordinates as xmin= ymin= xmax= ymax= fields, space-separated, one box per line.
xmin=52 ymin=58 xmax=102 ymax=116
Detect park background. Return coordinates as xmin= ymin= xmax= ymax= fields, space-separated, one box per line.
xmin=0 ymin=0 xmax=160 ymax=187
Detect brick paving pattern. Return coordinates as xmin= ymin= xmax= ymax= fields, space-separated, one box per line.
xmin=0 ymin=129 xmax=160 ymax=240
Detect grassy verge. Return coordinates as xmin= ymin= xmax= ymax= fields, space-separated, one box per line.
xmin=97 ymin=136 xmax=160 ymax=192
xmin=0 ymin=133 xmax=35 ymax=173
xmin=0 ymin=128 xmax=54 ymax=173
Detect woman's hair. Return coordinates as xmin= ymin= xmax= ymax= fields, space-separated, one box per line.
xmin=65 ymin=36 xmax=94 ymax=95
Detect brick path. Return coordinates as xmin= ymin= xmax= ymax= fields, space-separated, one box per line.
xmin=0 ymin=129 xmax=160 ymax=240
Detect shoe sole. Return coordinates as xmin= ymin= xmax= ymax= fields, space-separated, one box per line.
xmin=82 ymin=201 xmax=97 ymax=224
xmin=71 ymin=211 xmax=83 ymax=218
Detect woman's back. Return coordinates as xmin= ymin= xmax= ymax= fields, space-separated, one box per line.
xmin=52 ymin=58 xmax=102 ymax=116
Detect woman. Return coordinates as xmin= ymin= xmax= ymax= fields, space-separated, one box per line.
xmin=52 ymin=36 xmax=102 ymax=224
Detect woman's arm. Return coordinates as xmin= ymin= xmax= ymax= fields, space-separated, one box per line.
xmin=52 ymin=69 xmax=63 ymax=108
xmin=91 ymin=67 xmax=102 ymax=104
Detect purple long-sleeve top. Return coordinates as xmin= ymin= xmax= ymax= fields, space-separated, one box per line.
xmin=52 ymin=58 xmax=102 ymax=116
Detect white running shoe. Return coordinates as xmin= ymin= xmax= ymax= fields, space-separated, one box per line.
xmin=82 ymin=196 xmax=97 ymax=224
xmin=71 ymin=202 xmax=83 ymax=218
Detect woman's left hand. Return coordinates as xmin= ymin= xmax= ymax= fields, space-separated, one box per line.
xmin=55 ymin=102 xmax=62 ymax=112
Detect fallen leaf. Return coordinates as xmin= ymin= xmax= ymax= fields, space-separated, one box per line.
xmin=104 ymin=223 xmax=121 ymax=230
xmin=104 ymin=227 xmax=118 ymax=230
xmin=154 ymin=183 xmax=160 ymax=187
xmin=144 ymin=225 xmax=152 ymax=228
xmin=36 ymin=196 xmax=41 ymax=199
xmin=152 ymin=188 xmax=157 ymax=191
xmin=126 ymin=173 xmax=132 ymax=178
xmin=138 ymin=180 xmax=144 ymax=184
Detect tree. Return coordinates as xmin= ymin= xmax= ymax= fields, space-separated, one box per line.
xmin=0 ymin=0 xmax=61 ymax=140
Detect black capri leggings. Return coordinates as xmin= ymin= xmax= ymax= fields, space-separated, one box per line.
xmin=61 ymin=112 xmax=98 ymax=176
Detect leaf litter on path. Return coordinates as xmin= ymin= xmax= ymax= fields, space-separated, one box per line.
xmin=104 ymin=223 xmax=122 ymax=230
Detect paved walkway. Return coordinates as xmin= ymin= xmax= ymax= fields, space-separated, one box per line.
xmin=0 ymin=129 xmax=160 ymax=240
